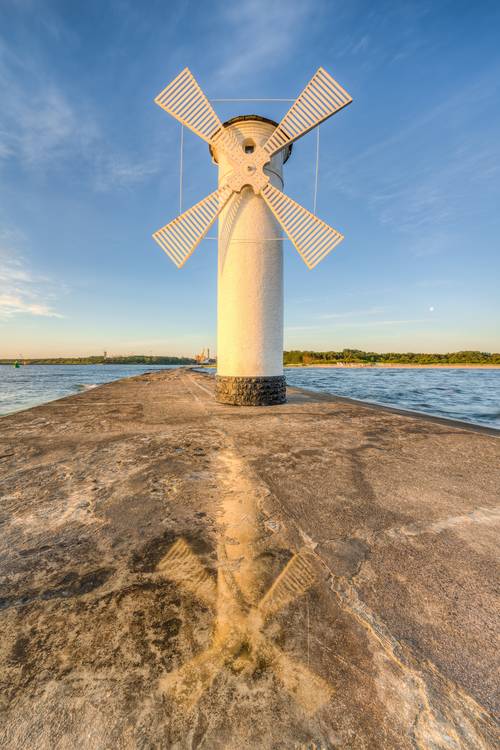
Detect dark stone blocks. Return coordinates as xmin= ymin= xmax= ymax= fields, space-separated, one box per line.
xmin=215 ymin=375 xmax=286 ymax=406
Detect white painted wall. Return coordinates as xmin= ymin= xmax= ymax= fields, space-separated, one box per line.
xmin=213 ymin=120 xmax=288 ymax=377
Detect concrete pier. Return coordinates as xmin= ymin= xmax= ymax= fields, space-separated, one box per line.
xmin=0 ymin=369 xmax=498 ymax=749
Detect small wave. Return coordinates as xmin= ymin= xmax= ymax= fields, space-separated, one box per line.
xmin=73 ymin=383 xmax=98 ymax=392
xmin=468 ymin=410 xmax=500 ymax=420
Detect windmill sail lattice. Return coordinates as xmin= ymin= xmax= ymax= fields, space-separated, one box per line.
xmin=154 ymin=68 xmax=221 ymax=143
xmin=152 ymin=67 xmax=352 ymax=270
xmin=153 ymin=186 xmax=232 ymax=268
xmin=261 ymin=184 xmax=344 ymax=269
xmin=154 ymin=67 xmax=241 ymax=156
xmin=263 ymin=67 xmax=352 ymax=157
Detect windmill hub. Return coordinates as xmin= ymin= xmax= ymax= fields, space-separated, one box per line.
xmin=223 ymin=144 xmax=271 ymax=195
xmin=152 ymin=67 xmax=353 ymax=405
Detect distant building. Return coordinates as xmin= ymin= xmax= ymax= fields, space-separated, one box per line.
xmin=195 ymin=347 xmax=216 ymax=365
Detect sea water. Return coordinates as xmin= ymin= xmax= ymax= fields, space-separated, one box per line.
xmin=0 ymin=364 xmax=178 ymax=417
xmin=285 ymin=367 xmax=500 ymax=429
xmin=0 ymin=364 xmax=498 ymax=430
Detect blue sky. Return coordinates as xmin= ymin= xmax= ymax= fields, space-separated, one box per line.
xmin=1 ymin=0 xmax=499 ymax=357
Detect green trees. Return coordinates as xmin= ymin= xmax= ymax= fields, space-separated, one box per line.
xmin=0 ymin=355 xmax=195 ymax=366
xmin=282 ymin=350 xmax=500 ymax=366
xmin=1 ymin=352 xmax=498 ymax=367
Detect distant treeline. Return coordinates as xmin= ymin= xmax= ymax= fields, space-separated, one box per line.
xmin=283 ymin=350 xmax=500 ymax=365
xmin=2 ymin=351 xmax=499 ymax=366
xmin=0 ymin=356 xmax=195 ymax=365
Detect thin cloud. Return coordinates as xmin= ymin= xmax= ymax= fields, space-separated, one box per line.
xmin=0 ymin=294 xmax=63 ymax=318
xmin=211 ymin=0 xmax=320 ymax=88
xmin=327 ymin=66 xmax=500 ymax=239
xmin=331 ymin=2 xmax=433 ymax=70
xmin=0 ymin=36 xmax=157 ymax=191
xmin=415 ymin=278 xmax=459 ymax=289
xmin=0 ymin=235 xmax=64 ymax=320
xmin=3 ymin=87 xmax=91 ymax=165
xmin=334 ymin=318 xmax=432 ymax=328
xmin=316 ymin=306 xmax=386 ymax=320
xmin=94 ymin=156 xmax=160 ymax=192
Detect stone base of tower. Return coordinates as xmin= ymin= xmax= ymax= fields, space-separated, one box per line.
xmin=215 ymin=374 xmax=286 ymax=406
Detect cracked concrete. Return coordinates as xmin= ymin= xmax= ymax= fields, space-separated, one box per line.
xmin=0 ymin=368 xmax=498 ymax=748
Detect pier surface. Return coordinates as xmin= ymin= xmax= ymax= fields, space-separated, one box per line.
xmin=0 ymin=369 xmax=498 ymax=749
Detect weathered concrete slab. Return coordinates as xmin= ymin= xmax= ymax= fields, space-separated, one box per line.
xmin=0 ymin=369 xmax=498 ymax=749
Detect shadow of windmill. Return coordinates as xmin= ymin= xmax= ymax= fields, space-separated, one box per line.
xmin=157 ymin=533 xmax=333 ymax=715
xmin=219 ymin=191 xmax=242 ymax=272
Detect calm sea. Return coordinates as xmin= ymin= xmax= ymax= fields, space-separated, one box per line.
xmin=0 ymin=364 xmax=499 ymax=430
xmin=0 ymin=364 xmax=178 ymax=417
xmin=285 ymin=367 xmax=500 ymax=429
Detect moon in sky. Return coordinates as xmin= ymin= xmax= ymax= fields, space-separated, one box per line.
xmin=429 ymin=306 xmax=435 ymax=312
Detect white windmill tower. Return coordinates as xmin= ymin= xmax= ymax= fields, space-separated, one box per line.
xmin=152 ymin=68 xmax=352 ymax=405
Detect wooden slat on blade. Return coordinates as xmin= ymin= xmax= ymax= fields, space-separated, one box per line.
xmin=153 ymin=186 xmax=232 ymax=268
xmin=264 ymin=67 xmax=352 ymax=156
xmin=261 ymin=183 xmax=344 ymax=269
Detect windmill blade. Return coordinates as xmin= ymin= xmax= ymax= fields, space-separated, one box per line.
xmin=263 ymin=67 xmax=352 ymax=157
xmin=153 ymin=185 xmax=232 ymax=268
xmin=261 ymin=183 xmax=344 ymax=269
xmin=258 ymin=548 xmax=317 ymax=621
xmin=157 ymin=538 xmax=217 ymax=608
xmin=154 ymin=67 xmax=223 ymax=144
xmin=155 ymin=67 xmax=241 ymax=156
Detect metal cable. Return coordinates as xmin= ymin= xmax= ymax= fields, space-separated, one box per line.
xmin=209 ymin=98 xmax=294 ymax=102
xmin=179 ymin=124 xmax=184 ymax=214
xmin=313 ymin=126 xmax=320 ymax=214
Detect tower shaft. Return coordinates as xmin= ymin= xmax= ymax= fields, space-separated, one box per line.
xmin=213 ymin=118 xmax=290 ymax=405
